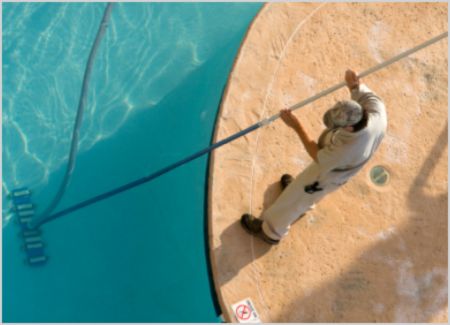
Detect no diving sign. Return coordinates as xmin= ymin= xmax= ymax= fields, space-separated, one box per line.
xmin=231 ymin=298 xmax=261 ymax=323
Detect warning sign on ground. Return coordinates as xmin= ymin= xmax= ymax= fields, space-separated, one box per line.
xmin=231 ymin=298 xmax=261 ymax=323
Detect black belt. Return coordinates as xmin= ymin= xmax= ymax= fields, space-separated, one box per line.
xmin=332 ymin=156 xmax=370 ymax=172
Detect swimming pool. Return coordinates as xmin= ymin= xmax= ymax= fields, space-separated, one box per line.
xmin=2 ymin=2 xmax=262 ymax=322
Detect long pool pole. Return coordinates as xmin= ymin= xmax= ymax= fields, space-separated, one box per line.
xmin=32 ymin=31 xmax=448 ymax=228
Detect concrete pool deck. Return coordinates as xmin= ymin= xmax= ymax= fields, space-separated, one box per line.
xmin=208 ymin=3 xmax=447 ymax=322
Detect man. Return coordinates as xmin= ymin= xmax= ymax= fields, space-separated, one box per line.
xmin=241 ymin=69 xmax=387 ymax=245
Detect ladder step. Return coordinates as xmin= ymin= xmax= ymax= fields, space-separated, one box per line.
xmin=11 ymin=188 xmax=31 ymax=198
xmin=24 ymin=236 xmax=42 ymax=244
xmin=18 ymin=209 xmax=34 ymax=217
xmin=28 ymin=255 xmax=47 ymax=265
xmin=14 ymin=203 xmax=33 ymax=211
xmin=22 ymin=229 xmax=41 ymax=237
xmin=25 ymin=242 xmax=44 ymax=250
xmin=19 ymin=217 xmax=32 ymax=224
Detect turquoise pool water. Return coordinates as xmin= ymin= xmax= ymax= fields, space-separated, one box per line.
xmin=3 ymin=3 xmax=261 ymax=322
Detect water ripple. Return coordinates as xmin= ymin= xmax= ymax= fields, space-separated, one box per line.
xmin=3 ymin=2 xmax=261 ymax=202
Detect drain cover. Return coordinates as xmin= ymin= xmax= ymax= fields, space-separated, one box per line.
xmin=370 ymin=165 xmax=390 ymax=186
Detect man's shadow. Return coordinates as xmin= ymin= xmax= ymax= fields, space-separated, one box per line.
xmin=213 ymin=179 xmax=287 ymax=285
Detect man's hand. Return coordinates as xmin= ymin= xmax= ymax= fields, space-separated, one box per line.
xmin=345 ymin=69 xmax=360 ymax=90
xmin=280 ymin=109 xmax=300 ymax=130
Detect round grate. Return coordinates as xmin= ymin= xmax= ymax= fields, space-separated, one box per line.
xmin=370 ymin=165 xmax=390 ymax=186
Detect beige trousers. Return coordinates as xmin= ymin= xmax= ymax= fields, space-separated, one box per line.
xmin=262 ymin=163 xmax=342 ymax=241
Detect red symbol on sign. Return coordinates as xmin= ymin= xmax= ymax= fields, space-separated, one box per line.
xmin=236 ymin=304 xmax=252 ymax=320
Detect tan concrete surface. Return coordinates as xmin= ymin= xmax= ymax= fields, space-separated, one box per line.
xmin=208 ymin=2 xmax=448 ymax=323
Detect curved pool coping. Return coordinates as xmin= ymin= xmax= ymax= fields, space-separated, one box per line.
xmin=207 ymin=3 xmax=269 ymax=321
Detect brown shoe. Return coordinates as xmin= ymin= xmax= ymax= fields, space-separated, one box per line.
xmin=240 ymin=214 xmax=280 ymax=245
xmin=281 ymin=174 xmax=294 ymax=190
